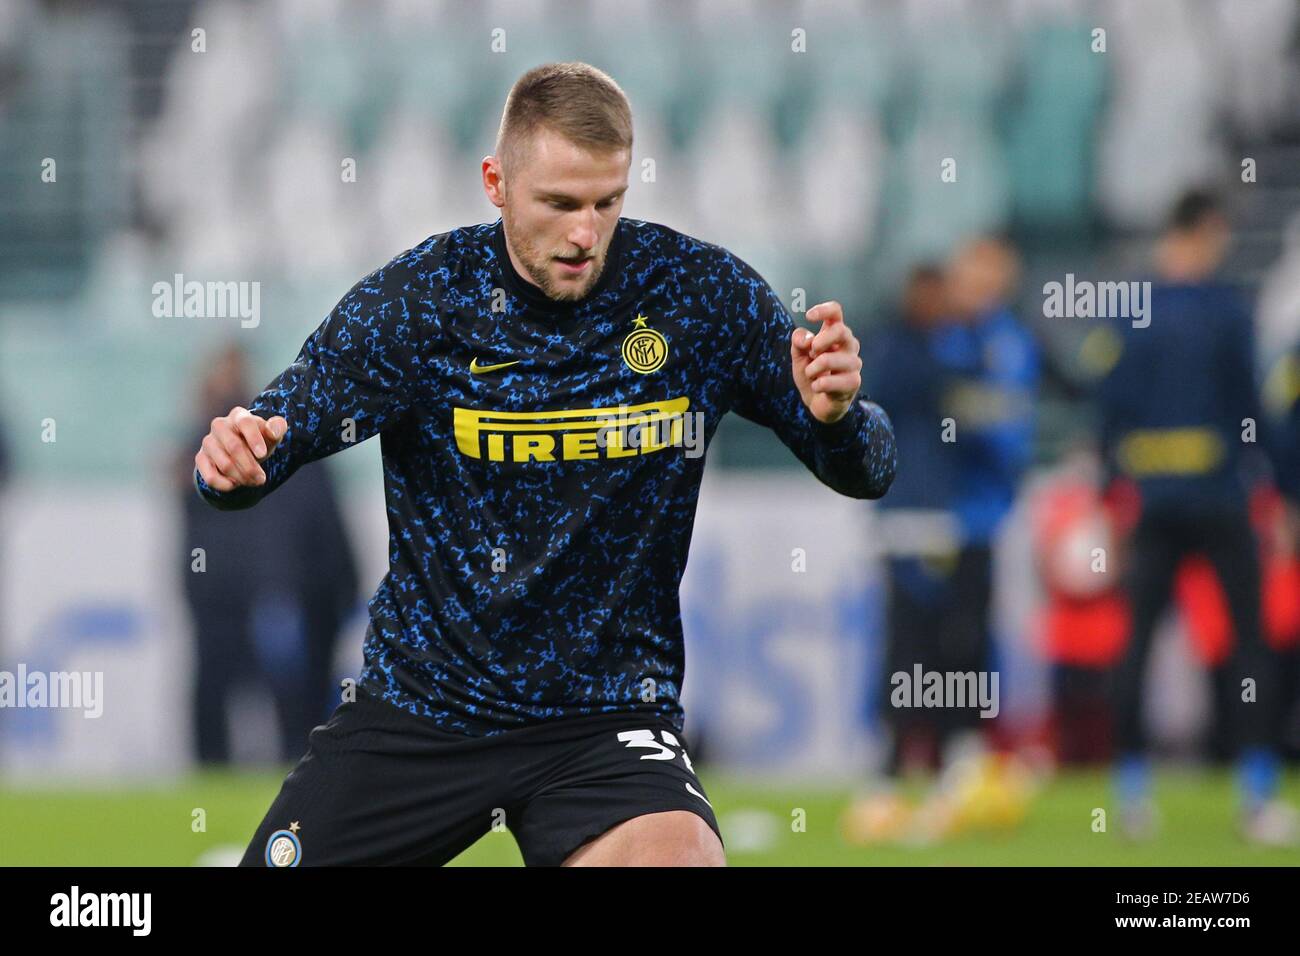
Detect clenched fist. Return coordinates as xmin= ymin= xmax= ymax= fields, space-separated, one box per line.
xmin=194 ymin=406 xmax=288 ymax=492
xmin=790 ymin=300 xmax=862 ymax=424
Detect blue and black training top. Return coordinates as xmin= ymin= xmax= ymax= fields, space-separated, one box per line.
xmin=1093 ymin=280 xmax=1264 ymax=511
xmin=195 ymin=216 xmax=897 ymax=735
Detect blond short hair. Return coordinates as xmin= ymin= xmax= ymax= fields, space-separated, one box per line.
xmin=495 ymin=62 xmax=633 ymax=173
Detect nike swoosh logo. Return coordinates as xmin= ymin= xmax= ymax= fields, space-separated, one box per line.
xmin=685 ymin=782 xmax=713 ymax=808
xmin=469 ymin=358 xmax=522 ymax=374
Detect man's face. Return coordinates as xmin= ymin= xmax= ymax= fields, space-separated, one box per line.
xmin=905 ymin=275 xmax=948 ymax=327
xmin=1194 ymin=214 xmax=1231 ymax=270
xmin=486 ymin=126 xmax=630 ymax=301
xmin=946 ymin=240 xmax=1019 ymax=321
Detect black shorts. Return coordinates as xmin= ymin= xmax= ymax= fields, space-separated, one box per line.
xmin=239 ymin=687 xmax=722 ymax=867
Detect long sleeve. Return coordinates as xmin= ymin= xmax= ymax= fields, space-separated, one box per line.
xmin=195 ymin=277 xmax=431 ymax=511
xmin=1260 ymin=342 xmax=1300 ymax=503
xmin=974 ymin=312 xmax=1040 ymax=488
xmin=1277 ymin=353 xmax=1300 ymax=503
xmin=726 ymin=262 xmax=896 ymax=500
xmin=1221 ymin=293 xmax=1269 ymax=465
xmin=1093 ymin=316 xmax=1133 ymax=489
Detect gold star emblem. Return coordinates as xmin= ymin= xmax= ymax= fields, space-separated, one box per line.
xmin=289 ymin=821 xmax=301 ymax=833
xmin=632 ymin=313 xmax=649 ymax=328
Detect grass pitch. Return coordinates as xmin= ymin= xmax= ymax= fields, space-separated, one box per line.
xmin=1 ymin=768 xmax=1297 ymax=866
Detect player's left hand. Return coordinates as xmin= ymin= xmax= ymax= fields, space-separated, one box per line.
xmin=791 ymin=300 xmax=862 ymax=424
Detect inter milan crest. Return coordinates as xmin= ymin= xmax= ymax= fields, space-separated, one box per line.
xmin=265 ymin=826 xmax=302 ymax=867
xmin=621 ymin=313 xmax=668 ymax=374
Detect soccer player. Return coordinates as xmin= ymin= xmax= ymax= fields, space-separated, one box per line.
xmin=1095 ymin=191 xmax=1298 ymax=846
xmin=845 ymin=243 xmax=1038 ymax=844
xmin=841 ymin=265 xmax=955 ymax=842
xmin=193 ymin=62 xmax=897 ymax=867
xmin=924 ymin=236 xmax=1038 ymax=769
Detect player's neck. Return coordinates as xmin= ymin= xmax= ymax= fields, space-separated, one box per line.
xmin=500 ymin=230 xmax=545 ymax=295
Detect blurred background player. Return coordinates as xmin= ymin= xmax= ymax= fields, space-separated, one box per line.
xmin=1094 ymin=190 xmax=1299 ymax=846
xmin=844 ymin=240 xmax=1041 ymax=844
xmin=1262 ymin=339 xmax=1300 ymax=760
xmin=920 ymin=237 xmax=1041 ymax=839
xmin=842 ymin=264 xmax=956 ymax=842
xmin=178 ymin=343 xmax=359 ymax=766
xmin=1029 ymin=445 xmax=1129 ymax=767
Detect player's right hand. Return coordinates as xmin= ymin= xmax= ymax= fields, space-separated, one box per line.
xmin=194 ymin=406 xmax=288 ymax=492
